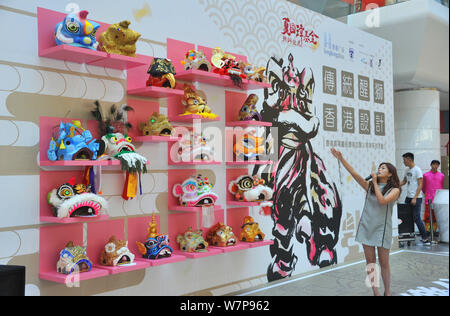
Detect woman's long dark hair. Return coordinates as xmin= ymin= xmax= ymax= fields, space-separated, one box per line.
xmin=369 ymin=162 xmax=401 ymax=197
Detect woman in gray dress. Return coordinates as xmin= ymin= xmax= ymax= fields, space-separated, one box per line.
xmin=331 ymin=148 xmax=401 ymax=296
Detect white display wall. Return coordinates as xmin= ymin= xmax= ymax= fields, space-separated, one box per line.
xmin=0 ymin=0 xmax=394 ymax=295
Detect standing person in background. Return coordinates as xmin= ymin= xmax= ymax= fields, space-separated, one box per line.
xmin=400 ymin=152 xmax=429 ymax=244
xmin=422 ymin=160 xmax=445 ymax=233
xmin=331 ymin=148 xmax=400 ymax=296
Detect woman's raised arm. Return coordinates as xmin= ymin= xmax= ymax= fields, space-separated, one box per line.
xmin=330 ymin=148 xmax=369 ymax=192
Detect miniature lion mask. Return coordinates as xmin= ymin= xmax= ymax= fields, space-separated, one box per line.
xmin=98 ymin=20 xmax=141 ymax=57
xmin=100 ymin=235 xmax=135 ymax=266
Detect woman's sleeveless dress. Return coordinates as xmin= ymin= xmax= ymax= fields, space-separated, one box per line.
xmin=356 ymin=183 xmax=394 ymax=249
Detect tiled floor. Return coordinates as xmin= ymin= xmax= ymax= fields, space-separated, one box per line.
xmin=231 ymin=239 xmax=449 ymax=296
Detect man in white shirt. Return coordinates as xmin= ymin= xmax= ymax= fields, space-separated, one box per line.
xmin=400 ymin=152 xmax=429 ymax=244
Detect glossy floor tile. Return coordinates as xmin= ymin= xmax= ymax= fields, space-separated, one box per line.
xmin=232 ymin=239 xmax=449 ymax=297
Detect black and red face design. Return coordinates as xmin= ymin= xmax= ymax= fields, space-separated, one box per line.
xmin=264 ymin=53 xmax=315 ymax=119
xmin=47 ymin=179 xmax=107 ymax=219
xmin=256 ymin=54 xmax=342 ymax=282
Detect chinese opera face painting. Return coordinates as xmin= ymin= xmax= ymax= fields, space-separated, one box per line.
xmin=255 ymin=54 xmax=343 ymax=281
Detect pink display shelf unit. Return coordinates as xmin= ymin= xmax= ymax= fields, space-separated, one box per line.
xmin=167 ymin=136 xmax=222 ymax=166
xmin=226 ymin=160 xmax=273 ymax=166
xmin=128 ymin=215 xmax=186 ymax=267
xmin=87 ymin=219 xmax=151 ymax=274
xmin=225 ymin=91 xmax=272 ymax=127
xmin=39 ymin=223 xmax=110 ymax=284
xmin=166 ymin=94 xmax=221 ymax=123
xmin=226 ymin=168 xmax=273 ymax=207
xmin=168 ymin=213 xmax=223 ymax=259
xmin=169 ymin=162 xmax=222 ymax=167
xmin=127 ymin=86 xmax=185 ymax=99
xmin=168 ymin=158 xmax=222 ymax=167
xmin=40 ymin=160 xmax=121 ymax=167
xmin=97 ymin=258 xmax=150 ymax=274
xmin=133 ymin=135 xmax=181 ymax=143
xmin=224 ymin=124 xmax=273 ymax=165
xmin=136 ymin=254 xmax=186 ymax=266
xmin=173 ymin=249 xmax=222 ymax=259
xmin=226 ymin=207 xmax=273 ymax=249
xmin=169 ymin=204 xmax=223 ymax=213
xmin=125 ymin=98 xmax=180 ymax=143
xmin=169 ymin=114 xmax=221 ymax=123
xmin=169 ymin=211 xmax=227 ymax=259
xmin=226 ymin=121 xmax=272 ymax=127
xmin=40 ymin=170 xmax=110 ymax=223
xmin=40 ymin=116 xmax=150 ymax=169
xmin=40 ymin=116 xmax=109 ymax=168
xmin=208 ymin=242 xmax=250 ymax=253
xmin=200 ymin=209 xmax=251 ymax=253
xmin=227 ymin=201 xmax=270 ymax=207
xmin=37 ymin=7 xmax=149 ymax=69
xmin=174 ymin=70 xmax=270 ymax=90
xmin=167 ymin=39 xmax=270 ymax=90
xmin=168 ymin=169 xmax=223 ymax=212
xmin=126 ymin=54 xmax=185 ymax=98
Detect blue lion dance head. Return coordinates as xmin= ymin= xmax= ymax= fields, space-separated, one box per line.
xmin=54 ymin=10 xmax=100 ymax=50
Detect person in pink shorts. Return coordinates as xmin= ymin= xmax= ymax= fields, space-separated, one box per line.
xmin=422 ymin=160 xmax=445 ymax=232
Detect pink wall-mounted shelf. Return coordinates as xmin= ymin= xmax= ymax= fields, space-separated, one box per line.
xmin=208 ymin=242 xmax=250 ymax=253
xmin=125 ymin=99 xmax=180 ymax=142
xmin=169 ymin=161 xmax=222 ymax=166
xmin=226 ymin=121 xmax=272 ymax=127
xmin=167 ymin=135 xmax=221 ymax=165
xmin=133 ymin=135 xmax=181 ymax=143
xmin=127 ymin=86 xmax=184 ymax=98
xmin=167 ymin=39 xmax=269 ymax=90
xmin=39 ymin=213 xmax=202 ymax=283
xmin=125 ymin=52 xmax=186 ymax=99
xmin=98 ymin=260 xmax=150 ymax=274
xmin=136 ymin=254 xmax=186 ymax=266
xmin=224 ymin=124 xmax=272 ymax=164
xmin=37 ymin=7 xmax=148 ymax=70
xmin=226 ymin=169 xmax=273 ymax=207
xmin=39 ymin=268 xmax=109 ymax=284
xmin=226 ymin=161 xmax=273 ymax=166
xmin=174 ymin=70 xmax=269 ymax=90
xmin=166 ymin=94 xmax=221 ymax=123
xmin=226 ymin=207 xmax=271 ymax=248
xmin=40 ymin=116 xmax=150 ymax=169
xmin=39 ymin=170 xmax=109 ymax=224
xmin=168 ymin=210 xmax=226 ymax=259
xmin=39 ymin=44 xmax=107 ymax=64
xmin=87 ymin=219 xmax=152 ymax=275
xmin=39 ymin=223 xmax=110 ymax=284
xmin=40 ymin=159 xmax=149 ymax=168
xmin=173 ymin=249 xmax=222 ymax=259
xmin=168 ymin=212 xmax=224 ymax=258
xmin=39 ymin=160 xmax=121 ymax=167
xmin=120 ymin=216 xmax=187 ymax=267
xmin=168 ymin=169 xmax=222 ymax=212
xmin=201 ymin=208 xmax=251 ymax=253
xmin=169 ymin=114 xmax=221 ymax=123
xmin=169 ymin=205 xmax=223 ymax=212
xmin=226 ymin=167 xmax=273 ymax=204
xmin=87 ymin=53 xmax=149 ymax=70
xmin=225 ymin=90 xmax=271 ymax=126
xmin=227 ymin=201 xmax=266 ymax=207
xmin=40 ymin=214 xmax=110 ymax=224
